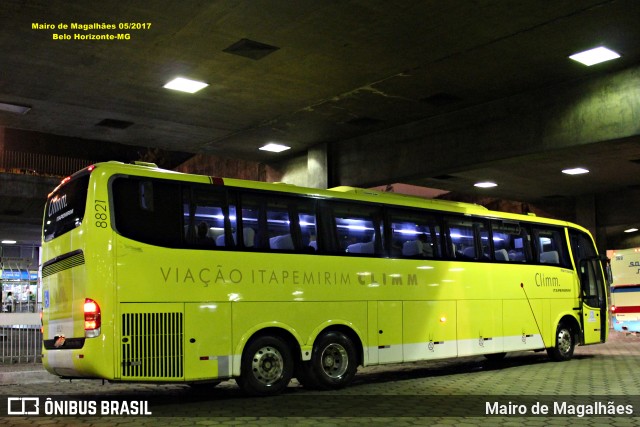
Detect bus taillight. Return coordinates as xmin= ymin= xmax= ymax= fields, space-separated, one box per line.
xmin=84 ymin=298 xmax=101 ymax=338
xmin=611 ymin=305 xmax=616 ymax=313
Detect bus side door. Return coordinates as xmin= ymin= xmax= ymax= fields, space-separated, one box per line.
xmin=570 ymin=230 xmax=607 ymax=344
xmin=578 ymin=258 xmax=607 ymax=344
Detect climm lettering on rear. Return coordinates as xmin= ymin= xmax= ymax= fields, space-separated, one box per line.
xmin=48 ymin=194 xmax=68 ymax=217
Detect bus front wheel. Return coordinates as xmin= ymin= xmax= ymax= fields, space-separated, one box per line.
xmin=237 ymin=335 xmax=293 ymax=396
xmin=547 ymin=323 xmax=575 ymax=361
xmin=309 ymin=331 xmax=357 ymax=389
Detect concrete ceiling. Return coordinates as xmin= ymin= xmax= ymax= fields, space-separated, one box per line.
xmin=1 ymin=0 xmax=640 ymax=248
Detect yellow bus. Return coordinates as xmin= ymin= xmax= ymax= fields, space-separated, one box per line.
xmin=41 ymin=161 xmax=609 ymax=395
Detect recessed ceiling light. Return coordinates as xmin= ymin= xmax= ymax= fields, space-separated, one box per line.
xmin=624 ymin=228 xmax=638 ymax=233
xmin=474 ymin=181 xmax=498 ymax=188
xmin=0 ymin=102 xmax=31 ymax=114
xmin=562 ymin=167 xmax=589 ymax=175
xmin=163 ymin=77 xmax=209 ymax=94
xmin=1 ymin=240 xmax=17 ymax=244
xmin=259 ymin=143 xmax=291 ymax=153
xmin=569 ymin=46 xmax=620 ymax=66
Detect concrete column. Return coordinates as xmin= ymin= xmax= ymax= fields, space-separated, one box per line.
xmin=576 ymin=194 xmax=610 ymax=254
xmin=307 ymin=143 xmax=328 ymax=189
xmin=575 ymin=195 xmax=596 ymax=238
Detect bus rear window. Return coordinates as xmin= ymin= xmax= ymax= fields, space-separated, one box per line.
xmin=43 ymin=175 xmax=90 ymax=242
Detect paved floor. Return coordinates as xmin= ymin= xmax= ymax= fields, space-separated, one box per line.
xmin=1 ymin=331 xmax=640 ymax=425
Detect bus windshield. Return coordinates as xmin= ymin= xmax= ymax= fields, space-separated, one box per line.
xmin=43 ymin=174 xmax=90 ymax=242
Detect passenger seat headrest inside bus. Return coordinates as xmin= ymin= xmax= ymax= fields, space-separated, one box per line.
xmin=215 ymin=227 xmax=255 ymax=248
xmin=402 ymin=240 xmax=422 ymax=257
xmin=540 ymin=250 xmax=559 ymax=264
xmin=242 ymin=227 xmax=255 ymax=247
xmin=494 ymin=249 xmax=509 ymax=261
xmin=346 ymin=241 xmax=374 ymax=254
xmin=270 ymin=234 xmax=293 ymax=250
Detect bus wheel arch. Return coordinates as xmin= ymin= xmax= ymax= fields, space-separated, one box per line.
xmin=236 ymin=327 xmax=299 ymax=396
xmin=297 ymin=325 xmax=362 ymax=390
xmin=547 ymin=315 xmax=580 ymax=362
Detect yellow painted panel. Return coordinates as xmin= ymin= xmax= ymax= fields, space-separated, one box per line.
xmin=457 ymin=299 xmax=503 ymax=356
xmin=184 ymin=302 xmax=231 ymax=381
xmin=403 ymin=300 xmax=456 ymax=344
xmin=403 ymin=300 xmax=457 ymax=361
xmin=377 ymin=301 xmax=403 ymax=363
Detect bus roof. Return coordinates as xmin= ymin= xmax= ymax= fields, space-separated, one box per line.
xmin=89 ymin=161 xmax=588 ymax=233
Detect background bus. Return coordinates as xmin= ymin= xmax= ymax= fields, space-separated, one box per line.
xmin=609 ymin=248 xmax=640 ymax=334
xmin=41 ymin=162 xmax=609 ymax=395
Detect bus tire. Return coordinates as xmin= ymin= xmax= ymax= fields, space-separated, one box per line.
xmin=310 ymin=331 xmax=357 ymax=389
xmin=237 ymin=335 xmax=293 ymax=396
xmin=547 ymin=322 xmax=575 ymax=361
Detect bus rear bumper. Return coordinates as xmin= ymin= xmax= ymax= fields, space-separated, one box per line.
xmin=43 ymin=340 xmax=112 ymax=379
xmin=612 ymin=317 xmax=640 ymax=334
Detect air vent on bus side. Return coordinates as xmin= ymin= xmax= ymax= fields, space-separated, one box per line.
xmin=121 ymin=311 xmax=184 ymax=379
xmin=42 ymin=250 xmax=85 ymax=278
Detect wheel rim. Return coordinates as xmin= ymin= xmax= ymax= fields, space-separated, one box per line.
xmin=251 ymin=346 xmax=284 ymax=385
xmin=320 ymin=343 xmax=348 ymax=379
xmin=557 ymin=328 xmax=572 ymax=355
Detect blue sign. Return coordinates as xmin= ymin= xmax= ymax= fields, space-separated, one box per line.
xmin=0 ymin=270 xmax=38 ymax=281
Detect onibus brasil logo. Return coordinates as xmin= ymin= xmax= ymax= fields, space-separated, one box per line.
xmin=6 ymin=397 xmax=152 ymax=416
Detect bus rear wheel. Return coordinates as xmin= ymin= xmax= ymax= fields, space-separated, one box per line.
xmin=237 ymin=335 xmax=293 ymax=396
xmin=309 ymin=331 xmax=357 ymax=390
xmin=547 ymin=322 xmax=575 ymax=361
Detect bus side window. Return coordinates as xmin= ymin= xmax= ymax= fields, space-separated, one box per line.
xmin=532 ymin=227 xmax=570 ymax=267
xmin=240 ymin=193 xmax=316 ymax=253
xmin=491 ymin=221 xmax=531 ymax=262
xmin=298 ymin=210 xmax=317 ymax=253
xmin=388 ymin=209 xmax=441 ymax=259
xmin=239 ymin=197 xmax=262 ymax=249
xmin=183 ymin=187 xmax=228 ymax=249
xmin=325 ymin=202 xmax=383 ymax=256
xmin=112 ymin=177 xmax=182 ymax=248
xmin=445 ymin=217 xmax=488 ymax=261
xmin=266 ymin=202 xmax=293 ymax=251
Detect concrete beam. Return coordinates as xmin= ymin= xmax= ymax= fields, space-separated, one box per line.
xmin=0 ymin=173 xmax=57 ymax=244
xmin=332 ymin=66 xmax=640 ymax=187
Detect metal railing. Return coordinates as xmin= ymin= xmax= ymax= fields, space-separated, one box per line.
xmin=0 ymin=314 xmax=42 ymax=364
xmin=0 ymin=326 xmax=42 ymax=364
xmin=0 ymin=150 xmax=95 ymax=178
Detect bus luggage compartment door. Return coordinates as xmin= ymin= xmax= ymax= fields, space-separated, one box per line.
xmin=184 ymin=302 xmax=232 ymax=381
xmin=377 ymin=301 xmax=403 ymax=363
